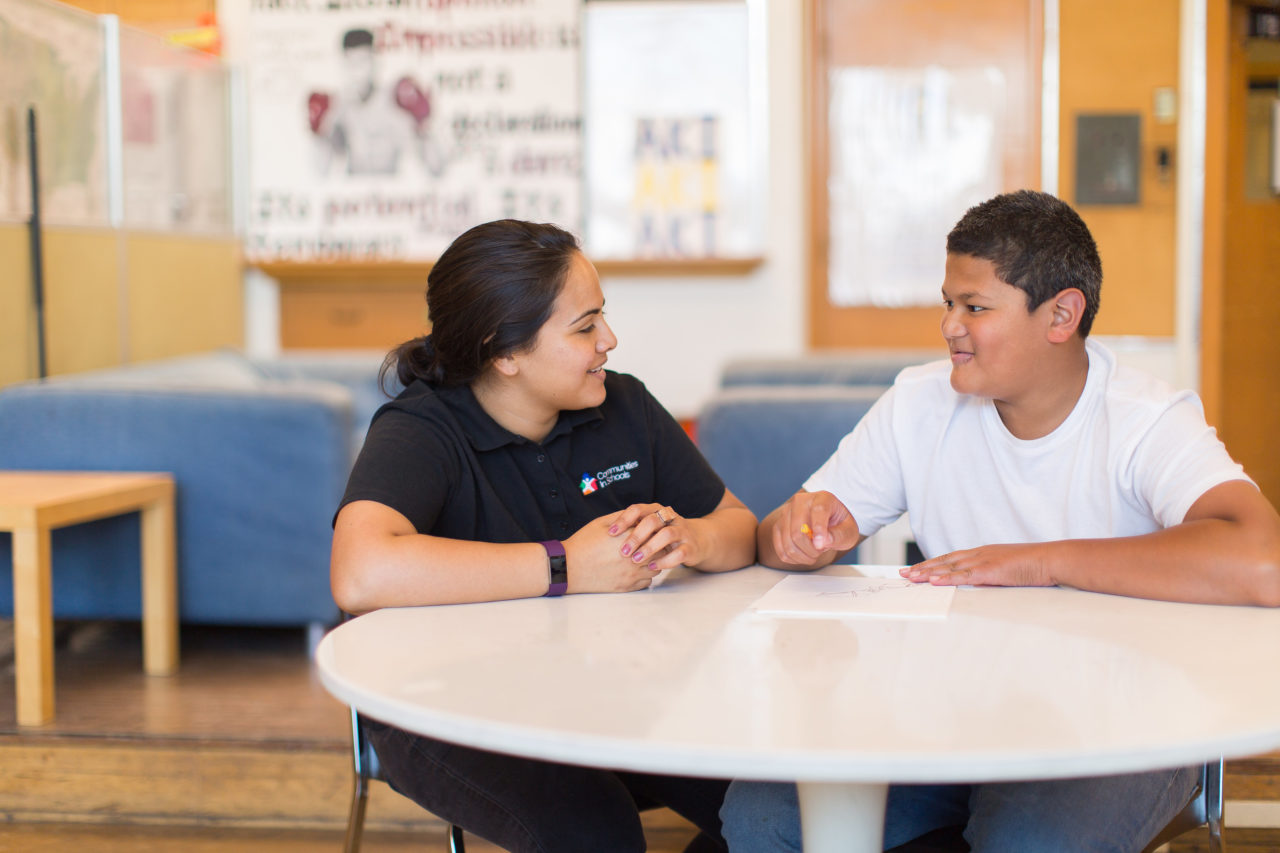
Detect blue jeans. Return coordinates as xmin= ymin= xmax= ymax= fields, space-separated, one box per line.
xmin=368 ymin=720 xmax=729 ymax=853
xmin=720 ymin=766 xmax=1198 ymax=852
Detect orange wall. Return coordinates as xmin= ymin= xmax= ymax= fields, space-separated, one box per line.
xmin=1059 ymin=0 xmax=1180 ymax=338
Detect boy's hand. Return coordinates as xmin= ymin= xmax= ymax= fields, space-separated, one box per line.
xmin=901 ymin=543 xmax=1052 ymax=587
xmin=771 ymin=490 xmax=860 ymax=567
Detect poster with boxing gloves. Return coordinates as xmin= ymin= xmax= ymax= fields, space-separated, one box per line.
xmin=241 ymin=0 xmax=581 ymax=262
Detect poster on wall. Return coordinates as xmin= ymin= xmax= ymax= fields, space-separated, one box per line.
xmin=119 ymin=26 xmax=233 ymax=233
xmin=242 ymin=0 xmax=581 ymax=262
xmin=582 ymin=0 xmax=764 ymax=261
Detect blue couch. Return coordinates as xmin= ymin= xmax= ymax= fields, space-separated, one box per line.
xmin=696 ymin=384 xmax=887 ymax=523
xmin=0 ymin=350 xmax=398 ymax=631
xmin=719 ymin=348 xmax=945 ymax=389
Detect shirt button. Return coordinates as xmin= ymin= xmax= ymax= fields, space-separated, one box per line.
xmin=549 ymin=488 xmax=559 ymax=498
xmin=536 ymin=454 xmax=546 ymax=463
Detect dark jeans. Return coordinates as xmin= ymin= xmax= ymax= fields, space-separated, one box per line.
xmin=368 ymin=719 xmax=730 ymax=853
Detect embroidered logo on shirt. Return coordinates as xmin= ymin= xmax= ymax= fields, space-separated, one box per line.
xmin=581 ymin=461 xmax=639 ymax=495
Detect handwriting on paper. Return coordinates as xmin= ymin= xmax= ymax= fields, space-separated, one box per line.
xmin=750 ymin=572 xmax=956 ymax=620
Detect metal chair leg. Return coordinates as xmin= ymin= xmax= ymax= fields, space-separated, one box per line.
xmin=344 ymin=770 xmax=370 ymax=853
xmin=449 ymin=822 xmax=467 ymax=852
xmin=1206 ymin=757 xmax=1225 ymax=853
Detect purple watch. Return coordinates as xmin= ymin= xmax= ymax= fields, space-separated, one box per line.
xmin=539 ymin=540 xmax=567 ymax=597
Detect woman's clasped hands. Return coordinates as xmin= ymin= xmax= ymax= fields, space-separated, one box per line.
xmin=562 ymin=503 xmax=703 ymax=593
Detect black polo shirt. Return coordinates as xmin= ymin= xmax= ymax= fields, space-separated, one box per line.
xmin=339 ymin=371 xmax=726 ymax=544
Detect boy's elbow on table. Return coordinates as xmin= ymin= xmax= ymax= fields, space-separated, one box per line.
xmin=1249 ymin=545 xmax=1280 ymax=607
xmin=1240 ymin=506 xmax=1280 ymax=607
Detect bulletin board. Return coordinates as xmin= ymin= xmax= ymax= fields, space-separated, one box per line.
xmin=581 ymin=0 xmax=766 ymax=263
xmin=241 ymin=0 xmax=582 ymax=263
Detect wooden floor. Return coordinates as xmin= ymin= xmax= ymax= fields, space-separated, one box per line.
xmin=0 ymin=620 xmax=698 ymax=851
xmin=0 ymin=620 xmax=1276 ymax=852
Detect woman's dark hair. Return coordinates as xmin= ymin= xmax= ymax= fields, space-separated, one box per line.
xmin=382 ymin=219 xmax=581 ymax=390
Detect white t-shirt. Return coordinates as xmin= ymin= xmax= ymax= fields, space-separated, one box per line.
xmin=805 ymin=339 xmax=1251 ymax=559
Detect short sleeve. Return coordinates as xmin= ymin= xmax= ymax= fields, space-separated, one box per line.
xmin=803 ymin=384 xmax=908 ymax=538
xmin=337 ymin=407 xmax=460 ymax=532
xmin=1127 ymin=392 xmax=1251 ymax=528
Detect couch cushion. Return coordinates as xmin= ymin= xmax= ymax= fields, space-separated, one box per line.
xmin=696 ymin=385 xmax=888 ymax=522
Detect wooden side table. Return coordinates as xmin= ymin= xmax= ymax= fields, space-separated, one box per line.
xmin=0 ymin=471 xmax=178 ymax=726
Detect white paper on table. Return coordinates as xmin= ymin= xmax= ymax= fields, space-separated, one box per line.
xmin=750 ymin=572 xmax=956 ymax=620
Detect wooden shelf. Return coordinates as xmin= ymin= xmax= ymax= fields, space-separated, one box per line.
xmin=254 ymin=255 xmax=764 ymax=349
xmin=253 ymin=256 xmax=765 ymax=283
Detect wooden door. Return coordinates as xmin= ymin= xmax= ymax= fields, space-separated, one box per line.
xmin=1203 ymin=1 xmax=1280 ymax=503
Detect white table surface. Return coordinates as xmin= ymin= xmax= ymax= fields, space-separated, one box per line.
xmin=317 ymin=565 xmax=1280 ymax=851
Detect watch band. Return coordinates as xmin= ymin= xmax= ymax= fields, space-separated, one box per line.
xmin=539 ymin=540 xmax=568 ymax=597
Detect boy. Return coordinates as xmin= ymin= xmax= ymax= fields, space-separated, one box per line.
xmin=722 ymin=190 xmax=1280 ymax=852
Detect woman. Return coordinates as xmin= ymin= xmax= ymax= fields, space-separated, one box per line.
xmin=331 ymin=219 xmax=757 ymax=852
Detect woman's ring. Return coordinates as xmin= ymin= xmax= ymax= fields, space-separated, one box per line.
xmin=655 ymin=508 xmax=675 ymax=525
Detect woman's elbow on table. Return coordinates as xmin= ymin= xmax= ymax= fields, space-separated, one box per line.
xmin=331 ymin=552 xmax=378 ymax=616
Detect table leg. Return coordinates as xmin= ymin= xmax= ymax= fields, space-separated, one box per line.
xmin=12 ymin=525 xmax=54 ymax=726
xmin=140 ymin=496 xmax=178 ymax=675
xmin=797 ymin=781 xmax=888 ymax=853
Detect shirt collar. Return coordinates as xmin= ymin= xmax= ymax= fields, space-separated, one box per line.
xmin=436 ymin=381 xmax=605 ymax=451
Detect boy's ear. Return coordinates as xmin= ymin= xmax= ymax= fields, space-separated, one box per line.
xmin=1047 ymin=288 xmax=1086 ymax=343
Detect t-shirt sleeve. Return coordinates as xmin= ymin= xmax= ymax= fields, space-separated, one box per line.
xmin=640 ymin=384 xmax=727 ymax=519
xmin=803 ymin=384 xmax=908 ymax=539
xmin=1127 ymin=391 xmax=1252 ymax=528
xmin=337 ymin=407 xmax=458 ymax=532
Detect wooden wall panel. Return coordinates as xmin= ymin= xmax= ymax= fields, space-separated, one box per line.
xmin=42 ymin=229 xmax=124 ymax=376
xmin=279 ymin=282 xmax=429 ymax=351
xmin=125 ymin=232 xmax=243 ymax=362
xmin=1199 ymin=0 xmax=1230 ymax=427
xmin=56 ymin=0 xmax=214 ymax=24
xmin=0 ymin=225 xmax=35 ymax=386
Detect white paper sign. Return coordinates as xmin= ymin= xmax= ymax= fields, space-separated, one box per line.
xmin=827 ymin=66 xmax=1005 ymax=307
xmin=751 ymin=573 xmax=956 ymax=620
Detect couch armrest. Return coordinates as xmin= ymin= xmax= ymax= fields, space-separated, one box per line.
xmin=0 ymin=381 xmax=353 ymax=625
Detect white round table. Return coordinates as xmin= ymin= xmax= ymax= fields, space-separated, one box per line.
xmin=316 ymin=565 xmax=1280 ymax=852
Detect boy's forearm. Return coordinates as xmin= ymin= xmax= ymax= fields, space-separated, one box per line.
xmin=1048 ymin=519 xmax=1280 ymax=606
xmin=909 ymin=481 xmax=1280 ymax=606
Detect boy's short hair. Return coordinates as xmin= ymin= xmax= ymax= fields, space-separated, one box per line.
xmin=946 ymin=190 xmax=1102 ymax=337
